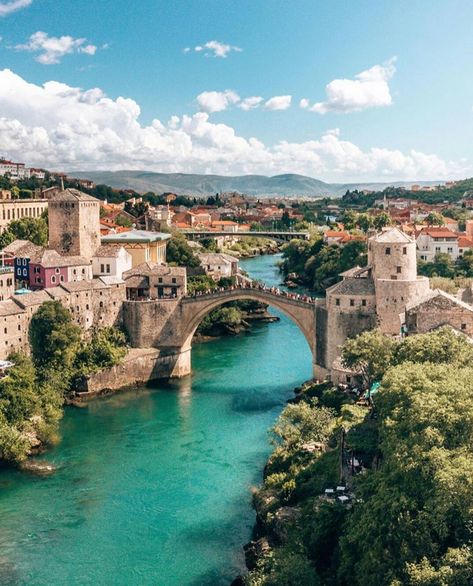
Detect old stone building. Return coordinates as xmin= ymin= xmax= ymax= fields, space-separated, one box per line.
xmin=315 ymin=228 xmax=432 ymax=382
xmin=405 ymin=290 xmax=473 ymax=337
xmin=0 ymin=265 xmax=15 ymax=301
xmin=0 ymin=278 xmax=126 ymax=360
xmin=48 ymin=189 xmax=101 ymax=259
xmin=123 ymin=263 xmax=187 ymax=300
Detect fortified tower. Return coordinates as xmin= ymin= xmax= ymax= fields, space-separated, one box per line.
xmin=48 ymin=188 xmax=101 ymax=259
xmin=369 ymin=228 xmax=430 ymax=335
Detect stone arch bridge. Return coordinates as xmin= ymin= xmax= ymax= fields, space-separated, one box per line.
xmin=123 ymin=287 xmax=319 ymax=378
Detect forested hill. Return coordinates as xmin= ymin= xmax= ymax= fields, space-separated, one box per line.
xmin=70 ymin=170 xmax=443 ymax=197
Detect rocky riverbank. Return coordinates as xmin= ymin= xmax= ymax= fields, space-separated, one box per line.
xmin=193 ymin=303 xmax=280 ymax=342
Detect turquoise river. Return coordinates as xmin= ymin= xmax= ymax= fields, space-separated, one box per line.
xmin=0 ymin=254 xmax=313 ymax=586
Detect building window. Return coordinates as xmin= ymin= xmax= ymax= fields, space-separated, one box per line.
xmin=385 ymin=247 xmax=391 ymax=255
xmin=362 ymin=299 xmax=367 ymax=306
xmin=350 ymin=299 xmax=355 ymax=307
xmin=461 ymin=323 xmax=467 ymax=330
xmin=335 ymin=298 xmax=340 ymax=306
xmin=172 ymin=278 xmax=176 ymax=284
xmin=106 ymin=264 xmax=111 ymax=273
xmin=158 ymin=277 xmax=163 ymax=283
xmin=51 ymin=276 xmax=56 ymax=284
xmin=396 ymin=266 xmax=402 ymax=273
xmin=447 ymin=247 xmax=453 ymax=253
xmin=101 ymin=264 xmax=105 ymax=273
xmin=403 ymin=247 xmax=407 ymax=255
xmin=391 ymin=275 xmax=398 ymax=280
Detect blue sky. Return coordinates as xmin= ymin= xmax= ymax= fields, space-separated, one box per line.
xmin=0 ymin=0 xmax=472 ymax=181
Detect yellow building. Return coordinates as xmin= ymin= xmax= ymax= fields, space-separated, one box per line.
xmin=0 ymin=199 xmax=49 ymax=233
xmin=101 ymin=230 xmax=169 ymax=267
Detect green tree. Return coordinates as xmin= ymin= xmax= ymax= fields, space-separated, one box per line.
xmin=74 ymin=327 xmax=127 ymax=376
xmin=166 ymin=233 xmax=201 ymax=267
xmin=357 ymin=213 xmax=373 ymax=233
xmin=29 ymin=301 xmax=81 ymax=372
xmin=341 ymin=329 xmax=398 ymax=387
xmin=341 ymin=209 xmax=358 ymax=230
xmin=425 ymin=212 xmax=445 ymax=226
xmin=5 ymin=216 xmax=48 ymax=246
xmin=374 ymin=212 xmax=391 ymax=230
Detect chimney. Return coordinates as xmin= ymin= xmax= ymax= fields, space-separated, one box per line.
xmin=60 ymin=177 xmax=64 ymax=191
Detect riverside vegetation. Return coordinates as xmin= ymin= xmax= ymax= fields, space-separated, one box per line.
xmin=244 ymin=327 xmax=473 ymax=586
xmin=0 ymin=301 xmax=127 ymax=465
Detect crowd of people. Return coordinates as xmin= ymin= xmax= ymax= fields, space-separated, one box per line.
xmin=187 ymin=279 xmax=317 ymax=304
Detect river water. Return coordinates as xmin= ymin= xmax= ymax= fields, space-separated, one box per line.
xmin=0 ymin=254 xmax=313 ymax=586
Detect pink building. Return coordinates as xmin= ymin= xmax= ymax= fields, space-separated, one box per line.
xmin=29 ymin=249 xmax=92 ymax=290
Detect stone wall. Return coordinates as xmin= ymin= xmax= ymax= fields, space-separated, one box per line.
xmin=0 ymin=279 xmax=126 ymax=360
xmin=375 ymin=277 xmax=430 ymax=335
xmin=76 ymin=348 xmax=189 ymax=396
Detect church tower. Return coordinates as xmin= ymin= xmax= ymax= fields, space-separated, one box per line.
xmin=48 ymin=188 xmax=101 ymax=259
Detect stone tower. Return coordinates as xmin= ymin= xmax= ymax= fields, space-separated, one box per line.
xmin=369 ymin=228 xmax=430 ymax=335
xmin=48 ymin=188 xmax=101 ymax=259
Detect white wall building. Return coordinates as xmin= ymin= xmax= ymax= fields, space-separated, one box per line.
xmin=92 ymin=245 xmax=132 ymax=279
xmin=0 ymin=160 xmax=30 ymax=180
xmin=198 ymin=253 xmax=239 ymax=280
xmin=416 ymin=227 xmax=460 ymax=261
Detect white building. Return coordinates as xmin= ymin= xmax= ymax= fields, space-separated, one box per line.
xmin=198 ymin=253 xmax=239 ymax=280
xmin=92 ymin=245 xmax=132 ymax=279
xmin=416 ymin=227 xmax=460 ymax=261
xmin=0 ymin=160 xmax=30 ymax=180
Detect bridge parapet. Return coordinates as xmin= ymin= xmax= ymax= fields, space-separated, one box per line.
xmin=182 ymin=285 xmax=317 ymax=309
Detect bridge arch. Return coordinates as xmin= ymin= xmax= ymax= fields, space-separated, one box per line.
xmin=179 ymin=289 xmax=317 ymax=364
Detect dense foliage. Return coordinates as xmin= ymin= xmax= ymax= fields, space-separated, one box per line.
xmin=281 ymin=237 xmax=367 ymax=291
xmin=246 ymin=327 xmax=473 ymax=585
xmin=0 ymin=353 xmax=63 ymax=463
xmin=0 ymin=215 xmax=48 ymax=248
xmin=166 ymin=233 xmax=201 ymax=267
xmin=0 ymin=302 xmax=128 ymax=465
xmin=418 ymin=250 xmax=473 ymax=279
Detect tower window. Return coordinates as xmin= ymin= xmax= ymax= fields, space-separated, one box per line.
xmin=396 ymin=266 xmax=402 ymax=273
xmin=385 ymin=247 xmax=391 ymax=255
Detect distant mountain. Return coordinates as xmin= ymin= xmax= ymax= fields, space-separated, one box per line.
xmin=70 ymin=170 xmax=443 ymax=197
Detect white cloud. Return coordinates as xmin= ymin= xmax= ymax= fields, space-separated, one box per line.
xmin=0 ymin=0 xmax=31 ymax=17
xmin=196 ymin=90 xmax=240 ymax=113
xmin=0 ymin=69 xmax=466 ymax=181
xmin=185 ymin=40 xmax=242 ymax=58
xmin=303 ymin=58 xmax=397 ymax=114
xmin=264 ymin=95 xmax=292 ymax=111
xmin=239 ymin=96 xmax=264 ymax=111
xmin=14 ymin=31 xmax=98 ymax=64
